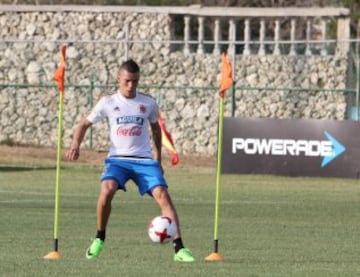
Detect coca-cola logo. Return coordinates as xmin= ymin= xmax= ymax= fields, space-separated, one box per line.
xmin=117 ymin=126 xmax=142 ymax=136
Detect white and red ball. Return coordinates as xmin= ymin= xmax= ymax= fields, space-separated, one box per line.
xmin=148 ymin=216 xmax=177 ymax=244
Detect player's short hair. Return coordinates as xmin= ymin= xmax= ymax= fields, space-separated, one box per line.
xmin=120 ymin=59 xmax=140 ymax=73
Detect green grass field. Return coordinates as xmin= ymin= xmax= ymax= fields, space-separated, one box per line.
xmin=0 ymin=160 xmax=359 ymax=276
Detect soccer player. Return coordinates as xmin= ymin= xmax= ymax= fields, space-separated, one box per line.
xmin=65 ymin=59 xmax=195 ymax=263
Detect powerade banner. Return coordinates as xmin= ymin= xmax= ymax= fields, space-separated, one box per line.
xmin=221 ymin=117 xmax=360 ymax=178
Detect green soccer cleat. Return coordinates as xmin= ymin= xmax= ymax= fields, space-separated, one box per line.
xmin=174 ymin=248 xmax=196 ymax=263
xmin=86 ymin=238 xmax=104 ymax=259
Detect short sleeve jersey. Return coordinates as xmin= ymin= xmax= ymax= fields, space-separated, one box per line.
xmin=87 ymin=91 xmax=159 ymax=158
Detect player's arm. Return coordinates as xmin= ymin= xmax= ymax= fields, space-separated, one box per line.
xmin=66 ymin=118 xmax=92 ymax=161
xmin=150 ymin=121 xmax=162 ymax=164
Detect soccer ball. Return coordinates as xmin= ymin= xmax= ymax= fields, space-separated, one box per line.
xmin=148 ymin=216 xmax=177 ymax=244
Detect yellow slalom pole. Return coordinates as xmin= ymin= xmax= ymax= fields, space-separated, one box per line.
xmin=44 ymin=91 xmax=64 ymax=260
xmin=205 ymin=94 xmax=225 ymax=262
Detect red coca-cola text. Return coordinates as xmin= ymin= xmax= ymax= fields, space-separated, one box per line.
xmin=117 ymin=126 xmax=142 ymax=136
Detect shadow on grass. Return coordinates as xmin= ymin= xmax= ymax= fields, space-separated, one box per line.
xmin=0 ymin=166 xmax=56 ymax=172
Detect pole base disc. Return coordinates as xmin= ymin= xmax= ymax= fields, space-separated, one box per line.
xmin=43 ymin=251 xmax=63 ymax=260
xmin=205 ymin=252 xmax=224 ymax=261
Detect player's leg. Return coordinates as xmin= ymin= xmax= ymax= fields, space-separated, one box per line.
xmin=133 ymin=159 xmax=195 ymax=262
xmin=96 ymin=179 xmax=118 ymax=236
xmin=151 ymin=186 xmax=181 ymax=238
xmin=152 ymin=186 xmax=195 ymax=262
xmin=86 ymin=179 xmax=118 ymax=259
xmin=86 ymin=159 xmax=129 ymax=259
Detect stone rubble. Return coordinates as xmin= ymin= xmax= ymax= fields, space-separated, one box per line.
xmin=0 ymin=10 xmax=349 ymax=156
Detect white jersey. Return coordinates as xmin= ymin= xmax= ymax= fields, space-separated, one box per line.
xmin=87 ymin=90 xmax=158 ymax=158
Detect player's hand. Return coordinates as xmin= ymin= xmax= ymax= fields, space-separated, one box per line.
xmin=66 ymin=148 xmax=80 ymax=161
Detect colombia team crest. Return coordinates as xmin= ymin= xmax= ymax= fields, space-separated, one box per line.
xmin=139 ymin=104 xmax=146 ymax=113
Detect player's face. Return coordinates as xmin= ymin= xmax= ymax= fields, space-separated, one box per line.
xmin=118 ymin=70 xmax=140 ymax=98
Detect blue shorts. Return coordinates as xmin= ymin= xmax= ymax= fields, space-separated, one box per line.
xmin=101 ymin=158 xmax=167 ymax=196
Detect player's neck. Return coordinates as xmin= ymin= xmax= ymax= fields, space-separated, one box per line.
xmin=118 ymin=89 xmax=136 ymax=99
